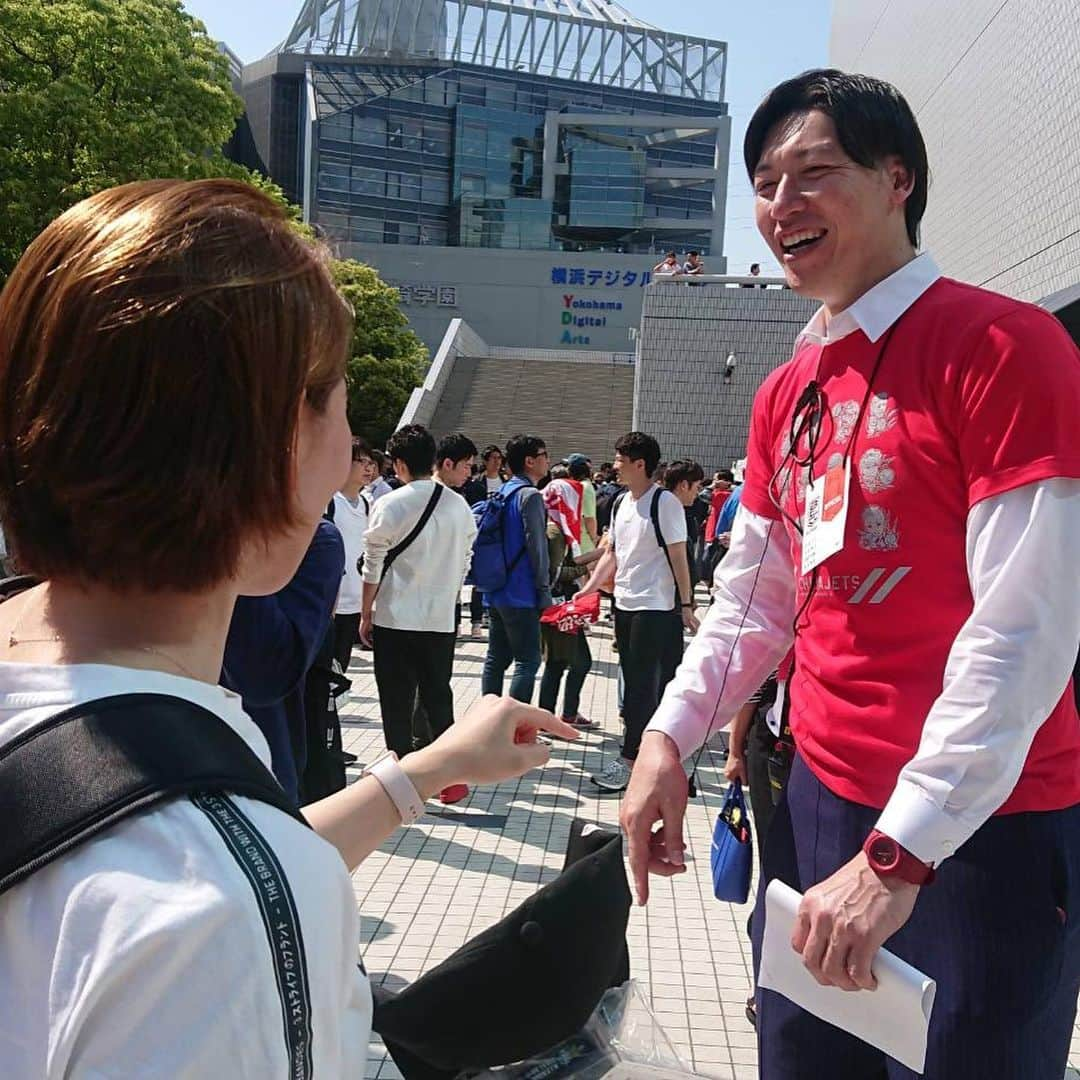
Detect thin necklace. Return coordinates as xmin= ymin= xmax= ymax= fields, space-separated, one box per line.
xmin=8 ymin=614 xmax=205 ymax=683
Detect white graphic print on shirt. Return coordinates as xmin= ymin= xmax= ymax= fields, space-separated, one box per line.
xmin=858 ymin=448 xmax=896 ymax=494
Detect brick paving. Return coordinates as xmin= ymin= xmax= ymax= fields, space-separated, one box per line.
xmin=340 ymin=597 xmax=1080 ymax=1079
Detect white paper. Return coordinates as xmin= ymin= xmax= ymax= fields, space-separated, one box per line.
xmin=758 ymin=880 xmax=937 ymax=1074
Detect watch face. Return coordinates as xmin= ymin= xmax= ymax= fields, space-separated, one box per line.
xmin=869 ymin=835 xmax=899 ymax=871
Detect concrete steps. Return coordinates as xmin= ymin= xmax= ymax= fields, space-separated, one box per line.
xmin=430 ymin=356 xmax=634 ymax=464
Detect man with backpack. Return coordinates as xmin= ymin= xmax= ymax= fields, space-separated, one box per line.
xmin=578 ymin=433 xmax=699 ymax=792
xmin=477 ymin=434 xmax=552 ymax=703
xmin=360 ymin=425 xmax=477 ymax=803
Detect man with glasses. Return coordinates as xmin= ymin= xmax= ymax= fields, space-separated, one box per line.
xmin=480 ymin=435 xmax=552 ymax=704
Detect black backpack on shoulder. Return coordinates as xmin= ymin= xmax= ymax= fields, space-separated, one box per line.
xmin=0 ymin=576 xmax=307 ymax=897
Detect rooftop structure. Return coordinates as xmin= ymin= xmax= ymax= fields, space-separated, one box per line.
xmin=280 ymin=0 xmax=726 ymax=102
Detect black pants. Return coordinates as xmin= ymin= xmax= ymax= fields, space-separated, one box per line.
xmin=614 ymin=608 xmax=683 ymax=761
xmin=746 ymin=709 xmax=779 ymax=866
xmin=469 ymin=587 xmax=484 ymax=625
xmin=372 ymin=626 xmax=456 ymax=759
xmin=538 ymin=632 xmax=593 ymax=718
xmin=333 ymin=613 xmax=361 ymax=672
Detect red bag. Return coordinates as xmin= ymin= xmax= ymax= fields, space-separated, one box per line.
xmin=540 ymin=592 xmax=601 ymax=634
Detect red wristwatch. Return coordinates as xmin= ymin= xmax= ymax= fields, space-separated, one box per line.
xmin=862 ymin=830 xmax=936 ymax=886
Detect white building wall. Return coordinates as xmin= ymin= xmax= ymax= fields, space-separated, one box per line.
xmin=831 ymin=0 xmax=1080 ymax=302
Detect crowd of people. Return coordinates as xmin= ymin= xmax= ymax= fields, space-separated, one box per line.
xmin=0 ymin=65 xmax=1077 ymax=1080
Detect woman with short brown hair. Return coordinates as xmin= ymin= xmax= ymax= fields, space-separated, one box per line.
xmin=0 ymin=179 xmax=574 ymax=1076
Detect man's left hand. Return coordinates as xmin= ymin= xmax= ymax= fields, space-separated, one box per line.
xmin=792 ymin=851 xmax=920 ymax=991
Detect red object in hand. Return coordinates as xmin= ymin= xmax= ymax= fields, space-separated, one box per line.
xmin=540 ymin=592 xmax=601 ymax=633
xmin=862 ymin=830 xmax=936 ymax=885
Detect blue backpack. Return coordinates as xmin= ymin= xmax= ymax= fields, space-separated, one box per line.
xmin=469 ymin=479 xmax=529 ymax=594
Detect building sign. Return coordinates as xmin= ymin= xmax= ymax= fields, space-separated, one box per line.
xmin=395 ymin=284 xmax=458 ymax=306
xmin=558 ymin=294 xmax=628 ymax=345
xmin=550 ymin=267 xmax=652 ymax=288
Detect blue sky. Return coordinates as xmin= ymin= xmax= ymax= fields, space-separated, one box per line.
xmin=182 ymin=0 xmax=830 ymax=274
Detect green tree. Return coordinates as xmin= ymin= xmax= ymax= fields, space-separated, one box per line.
xmin=332 ymin=260 xmax=428 ymax=449
xmin=0 ymin=0 xmax=249 ymax=279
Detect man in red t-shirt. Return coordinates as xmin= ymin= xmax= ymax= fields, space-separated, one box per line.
xmin=622 ymin=70 xmax=1080 ymax=1080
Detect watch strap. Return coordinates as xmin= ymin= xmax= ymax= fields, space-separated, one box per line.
xmin=364 ymin=752 xmax=425 ymax=825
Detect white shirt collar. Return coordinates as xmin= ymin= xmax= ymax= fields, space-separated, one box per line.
xmin=0 ymin=662 xmax=272 ymax=767
xmin=796 ymin=252 xmax=941 ymax=347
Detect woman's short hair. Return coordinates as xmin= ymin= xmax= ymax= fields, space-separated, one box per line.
xmin=0 ymin=179 xmax=352 ymax=591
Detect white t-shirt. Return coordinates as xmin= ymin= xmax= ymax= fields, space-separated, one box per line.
xmin=0 ymin=663 xmax=371 ymax=1078
xmin=333 ymin=490 xmax=369 ymax=615
xmin=612 ymin=486 xmax=687 ymax=612
xmin=485 ymin=475 xmax=502 ymax=496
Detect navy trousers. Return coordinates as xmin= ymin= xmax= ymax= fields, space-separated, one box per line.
xmin=751 ymin=755 xmax=1080 ymax=1080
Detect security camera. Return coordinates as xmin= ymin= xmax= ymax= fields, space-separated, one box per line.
xmin=724 ymin=353 xmax=736 ymax=381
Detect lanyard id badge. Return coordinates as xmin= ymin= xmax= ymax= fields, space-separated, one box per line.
xmin=801 ymin=458 xmax=851 ymax=575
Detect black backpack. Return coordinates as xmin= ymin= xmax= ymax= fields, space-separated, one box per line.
xmin=594 ymin=482 xmax=625 ymax=533
xmin=300 ymin=621 xmax=354 ymax=803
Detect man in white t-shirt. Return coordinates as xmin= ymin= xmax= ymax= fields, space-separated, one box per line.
xmin=331 ymin=437 xmax=376 ymax=671
xmin=578 ymin=432 xmax=699 ymax=791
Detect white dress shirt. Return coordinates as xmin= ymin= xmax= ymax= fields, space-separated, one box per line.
xmin=362 ymin=478 xmax=477 ymax=633
xmin=649 ymin=254 xmax=1080 ymax=865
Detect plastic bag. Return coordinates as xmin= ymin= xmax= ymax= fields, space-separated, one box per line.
xmin=540 ymin=591 xmax=602 ymax=634
xmin=467 ymin=980 xmax=707 ymax=1079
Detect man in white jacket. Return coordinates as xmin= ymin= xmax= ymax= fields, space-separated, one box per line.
xmin=361 ymin=425 xmax=477 ymax=802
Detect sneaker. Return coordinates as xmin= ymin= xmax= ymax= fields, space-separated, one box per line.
xmin=564 ymin=715 xmax=598 ymax=730
xmin=469 ymin=623 xmax=483 ymax=638
xmin=439 ymin=783 xmax=469 ymax=805
xmin=591 ymin=758 xmax=631 ymax=792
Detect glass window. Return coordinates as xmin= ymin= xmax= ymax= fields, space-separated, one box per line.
xmin=421 ymin=171 xmax=450 ymax=204
xmin=353 ymin=114 xmax=385 ymax=148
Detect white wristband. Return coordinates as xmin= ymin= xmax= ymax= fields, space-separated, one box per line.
xmin=363 ymin=751 xmax=426 ymax=825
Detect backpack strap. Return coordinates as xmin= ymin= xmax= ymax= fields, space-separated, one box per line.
xmin=649 ymin=489 xmax=680 ymax=608
xmin=0 ymin=692 xmax=307 ymax=897
xmin=380 ymin=483 xmax=443 ymax=584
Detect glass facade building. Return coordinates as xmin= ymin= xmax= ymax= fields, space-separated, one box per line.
xmin=305 ymin=61 xmax=727 ymax=255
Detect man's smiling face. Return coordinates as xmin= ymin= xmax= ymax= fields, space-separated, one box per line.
xmin=753 ymin=109 xmax=912 ymax=313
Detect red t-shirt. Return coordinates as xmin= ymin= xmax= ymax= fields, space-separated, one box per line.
xmin=742 ymin=278 xmax=1080 ymax=812
xmin=705 ymin=488 xmax=731 ymax=543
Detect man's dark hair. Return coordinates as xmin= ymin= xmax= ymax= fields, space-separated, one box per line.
xmin=688 ymin=251 xmax=700 ymax=258
xmin=750 ymin=263 xmax=761 ymax=273
xmin=716 ymin=468 xmax=735 ymax=483
xmin=663 ymin=459 xmax=705 ymax=490
xmin=744 ymin=69 xmax=928 ymax=247
xmin=614 ymin=431 xmax=661 ymax=477
xmin=437 ymin=432 xmax=477 ymax=466
xmin=568 ymin=459 xmax=590 ymax=481
xmin=482 ymin=444 xmax=503 ymax=462
xmin=665 ymin=250 xmax=676 ymax=258
xmin=351 ymin=436 xmax=372 ymax=462
xmin=505 ymin=434 xmax=546 ymax=474
xmin=387 ymin=424 xmax=436 ymax=477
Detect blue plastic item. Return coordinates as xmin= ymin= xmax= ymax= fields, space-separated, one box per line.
xmin=710 ymin=779 xmax=753 ymax=903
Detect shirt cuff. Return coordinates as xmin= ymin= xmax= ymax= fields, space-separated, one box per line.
xmin=874 ymin=778 xmax=971 ymax=866
xmin=645 ymin=707 xmax=698 ymax=763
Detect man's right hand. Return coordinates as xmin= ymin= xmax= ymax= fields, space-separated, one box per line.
xmin=724 ymin=752 xmax=748 ymax=786
xmin=620 ymin=730 xmax=689 ymax=905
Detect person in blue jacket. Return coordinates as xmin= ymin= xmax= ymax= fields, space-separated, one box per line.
xmin=222 ymin=519 xmax=346 ymax=803
xmin=480 ymin=434 xmax=552 ymax=704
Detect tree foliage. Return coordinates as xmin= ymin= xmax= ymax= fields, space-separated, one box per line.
xmin=0 ymin=1 xmax=425 ymax=445
xmin=332 ymin=260 xmax=428 ymax=449
xmin=0 ymin=0 xmax=246 ymax=278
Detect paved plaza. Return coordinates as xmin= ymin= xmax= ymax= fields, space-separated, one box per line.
xmin=341 ymin=601 xmax=1080 ymax=1080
